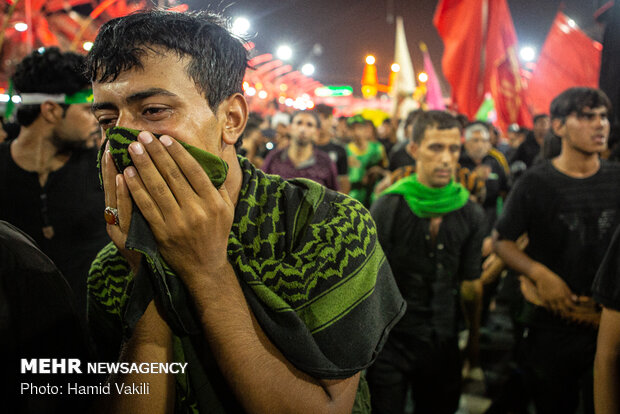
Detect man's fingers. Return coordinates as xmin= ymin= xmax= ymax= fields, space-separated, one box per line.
xmin=158 ymin=135 xmax=216 ymax=198
xmin=103 ymin=149 xmax=119 ymax=209
xmin=137 ymin=132 xmax=197 ymax=203
xmin=124 ymin=165 xmax=165 ymax=227
xmin=128 ymin=140 xmax=179 ymax=218
xmin=116 ymin=174 xmax=133 ymax=234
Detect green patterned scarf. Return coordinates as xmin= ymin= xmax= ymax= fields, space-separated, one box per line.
xmin=90 ymin=137 xmax=405 ymax=412
xmin=383 ymin=173 xmax=470 ymax=218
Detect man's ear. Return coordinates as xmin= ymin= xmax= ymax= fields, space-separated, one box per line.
xmin=551 ymin=118 xmax=565 ymax=138
xmin=39 ymin=101 xmax=64 ymax=124
xmin=219 ymin=93 xmax=248 ymax=146
xmin=406 ymin=140 xmax=419 ymax=160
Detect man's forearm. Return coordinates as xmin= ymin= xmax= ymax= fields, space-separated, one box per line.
xmin=594 ymin=307 xmax=620 ymax=414
xmin=187 ymin=262 xmax=359 ymax=414
xmin=93 ymin=303 xmax=175 ymax=414
xmin=493 ymin=236 xmax=541 ymax=281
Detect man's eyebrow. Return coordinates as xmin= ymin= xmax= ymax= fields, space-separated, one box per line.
xmin=126 ymin=88 xmax=178 ymax=104
xmin=91 ymin=88 xmax=178 ymax=113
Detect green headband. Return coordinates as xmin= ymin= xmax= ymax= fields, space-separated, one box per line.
xmin=18 ymin=89 xmax=93 ymax=105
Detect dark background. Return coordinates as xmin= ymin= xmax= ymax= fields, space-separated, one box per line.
xmin=186 ymin=0 xmax=604 ymax=95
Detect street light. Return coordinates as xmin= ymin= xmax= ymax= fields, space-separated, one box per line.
xmin=83 ymin=41 xmax=94 ymax=51
xmin=231 ymin=17 xmax=250 ymax=36
xmin=519 ymin=46 xmax=536 ymax=62
xmin=366 ymin=55 xmax=376 ymax=65
xmin=276 ymin=45 xmax=293 ymax=60
xmin=14 ymin=22 xmax=28 ymax=32
xmin=418 ymin=72 xmax=428 ymax=83
xmin=391 ymin=63 xmax=400 ymax=72
xmin=301 ymin=63 xmax=315 ymax=76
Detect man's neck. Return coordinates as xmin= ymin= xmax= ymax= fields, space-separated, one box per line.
xmin=552 ymin=147 xmax=601 ymax=178
xmin=287 ymin=141 xmax=313 ymax=166
xmin=11 ymin=126 xmax=69 ymax=172
xmin=316 ymin=131 xmax=331 ymax=146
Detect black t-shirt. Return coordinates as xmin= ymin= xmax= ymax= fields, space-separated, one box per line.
xmin=495 ymin=160 xmax=620 ymax=324
xmin=0 ymin=143 xmax=109 ymax=313
xmin=592 ymin=224 xmax=620 ymax=311
xmin=315 ymin=141 xmax=348 ymax=176
xmin=388 ymin=142 xmax=415 ymax=171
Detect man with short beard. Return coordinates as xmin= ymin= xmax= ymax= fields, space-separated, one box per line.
xmin=0 ymin=47 xmax=108 ymax=313
xmin=262 ymin=110 xmax=339 ymax=191
xmin=367 ymin=111 xmax=485 ymax=414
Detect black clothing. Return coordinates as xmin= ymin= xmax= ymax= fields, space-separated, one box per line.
xmin=368 ymin=194 xmax=484 ymax=413
xmin=315 ymin=141 xmax=348 ymax=176
xmin=592 ymin=223 xmax=620 ymax=310
xmin=496 ymin=160 xmax=620 ymax=324
xmin=377 ymin=137 xmax=396 ymax=158
xmin=388 ymin=142 xmax=415 ymax=171
xmin=0 ymin=143 xmax=109 ymax=313
xmin=495 ymin=160 xmax=620 ymax=414
xmin=459 ymin=152 xmax=510 ymax=235
xmin=517 ymin=326 xmax=596 ymax=414
xmin=371 ymin=194 xmax=485 ymax=340
xmin=0 ymin=221 xmax=94 ymax=414
xmin=366 ymin=333 xmax=461 ymax=414
xmin=509 ymin=133 xmax=541 ymax=168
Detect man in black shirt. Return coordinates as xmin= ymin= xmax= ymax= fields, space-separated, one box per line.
xmin=368 ymin=111 xmax=485 ymax=414
xmin=0 ymin=48 xmax=109 ymax=313
xmin=459 ymin=122 xmax=510 ymax=237
xmin=493 ymin=87 xmax=620 ymax=414
xmin=314 ymin=103 xmax=349 ymax=193
xmin=509 ymin=114 xmax=550 ymax=169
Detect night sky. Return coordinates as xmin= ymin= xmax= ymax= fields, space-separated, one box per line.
xmin=186 ymin=0 xmax=604 ymax=95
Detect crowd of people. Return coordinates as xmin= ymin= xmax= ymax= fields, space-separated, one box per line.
xmin=2 ymin=8 xmax=620 ymax=414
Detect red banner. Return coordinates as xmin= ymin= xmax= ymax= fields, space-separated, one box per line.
xmin=528 ymin=12 xmax=602 ymax=115
xmin=434 ymin=0 xmax=532 ymax=131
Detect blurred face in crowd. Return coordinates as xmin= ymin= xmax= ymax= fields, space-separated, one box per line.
xmin=464 ymin=130 xmax=491 ymax=162
xmin=54 ymin=103 xmax=100 ymax=150
xmin=378 ymin=121 xmax=393 ymax=139
xmin=553 ymin=106 xmax=610 ymax=155
xmin=289 ymin=113 xmax=318 ymax=147
xmin=409 ymin=126 xmax=462 ymax=188
xmin=533 ymin=115 xmax=550 ymax=141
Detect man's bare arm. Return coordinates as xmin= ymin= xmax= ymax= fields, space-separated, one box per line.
xmin=492 ymin=230 xmax=576 ymax=313
xmin=594 ymin=307 xmax=620 ymax=414
xmin=93 ymin=302 xmax=175 ymax=414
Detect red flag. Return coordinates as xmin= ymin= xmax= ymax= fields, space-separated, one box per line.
xmin=485 ymin=0 xmax=532 ymax=131
xmin=528 ymin=12 xmax=602 ymax=115
xmin=434 ymin=0 xmax=532 ymax=131
xmin=433 ymin=0 xmax=485 ymax=119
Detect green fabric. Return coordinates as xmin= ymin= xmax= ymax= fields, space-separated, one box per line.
xmin=98 ymin=126 xmax=228 ymax=188
xmin=88 ymin=155 xmax=405 ymax=413
xmin=382 ymin=173 xmax=470 ymax=218
xmin=64 ymin=89 xmax=94 ymax=104
xmin=346 ymin=141 xmax=385 ymax=207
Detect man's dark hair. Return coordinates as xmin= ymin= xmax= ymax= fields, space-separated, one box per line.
xmin=550 ymin=87 xmax=612 ymax=121
xmin=411 ymin=110 xmax=461 ymax=144
xmin=404 ymin=109 xmax=423 ymax=130
xmin=291 ymin=110 xmax=321 ymax=128
xmin=85 ymin=10 xmax=248 ymax=110
xmin=314 ymin=104 xmax=333 ymax=119
xmin=12 ymin=47 xmax=89 ymax=127
xmin=533 ymin=113 xmax=549 ymax=124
